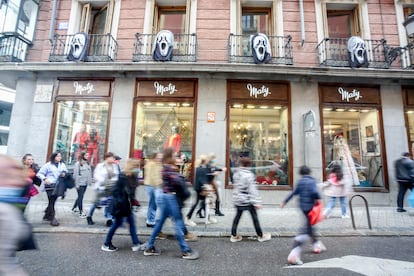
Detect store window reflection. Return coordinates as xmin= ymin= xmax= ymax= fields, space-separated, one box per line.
xmin=52 ymin=101 xmax=109 ymax=168
xmin=229 ymin=104 xmax=289 ymax=186
xmin=323 ymin=107 xmax=384 ymax=188
xmin=134 ymin=102 xmax=194 ymax=180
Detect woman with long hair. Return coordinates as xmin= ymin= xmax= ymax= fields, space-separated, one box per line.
xmin=72 ymin=151 xmax=92 ymax=218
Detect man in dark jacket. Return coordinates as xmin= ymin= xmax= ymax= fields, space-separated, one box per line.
xmin=394 ymin=152 xmax=414 ymax=212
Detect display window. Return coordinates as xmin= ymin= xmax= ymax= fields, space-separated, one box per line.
xmin=320 ymin=84 xmax=387 ymax=190
xmin=50 ymin=80 xmax=112 ymax=168
xmin=133 ymin=79 xmax=196 ymax=181
xmin=402 ymin=87 xmax=414 ymax=156
xmin=227 ymin=80 xmax=291 ymax=188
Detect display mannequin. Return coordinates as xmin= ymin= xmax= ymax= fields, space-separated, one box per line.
xmin=73 ymin=124 xmax=89 ymax=161
xmin=165 ymin=126 xmax=181 ymax=154
xmin=333 ymin=134 xmax=360 ymax=186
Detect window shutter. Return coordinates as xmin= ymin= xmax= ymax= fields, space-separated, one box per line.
xmin=80 ymin=3 xmax=91 ymax=33
xmin=104 ymin=0 xmax=115 ymax=34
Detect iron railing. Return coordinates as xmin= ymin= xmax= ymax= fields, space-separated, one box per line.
xmin=387 ymin=41 xmax=414 ymax=69
xmin=317 ymin=37 xmax=389 ymax=69
xmin=227 ymin=34 xmax=293 ymax=65
xmin=49 ymin=33 xmax=118 ymax=62
xmin=132 ymin=33 xmax=197 ymax=62
xmin=0 ymin=32 xmax=31 ymax=62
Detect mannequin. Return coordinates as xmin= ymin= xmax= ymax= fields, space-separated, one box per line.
xmin=165 ymin=126 xmax=181 ymax=153
xmin=333 ymin=134 xmax=360 ymax=187
xmin=73 ymin=124 xmax=89 ymax=161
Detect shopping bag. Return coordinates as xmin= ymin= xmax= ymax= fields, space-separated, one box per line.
xmin=308 ymin=201 xmax=324 ymax=225
xmin=408 ymin=190 xmax=414 ymax=208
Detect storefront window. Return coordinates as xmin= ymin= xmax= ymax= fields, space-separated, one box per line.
xmin=323 ymin=108 xmax=384 ymax=188
xmin=229 ymin=104 xmax=289 ymax=186
xmin=133 ymin=101 xmax=194 ymax=180
xmin=52 ymin=101 xmax=109 ymax=168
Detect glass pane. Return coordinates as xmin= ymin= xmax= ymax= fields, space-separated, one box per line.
xmin=134 ymin=102 xmax=194 ymax=180
xmin=242 ymin=12 xmax=269 ymax=35
xmin=229 ymin=104 xmax=289 ymax=186
xmin=406 ymin=110 xmax=414 ymax=155
xmin=159 ymin=11 xmax=185 ymax=34
xmin=52 ymin=101 xmax=109 ymax=169
xmin=0 ymin=0 xmax=19 ymax=33
xmin=18 ymin=0 xmax=38 ymax=40
xmin=328 ymin=13 xmax=352 ymax=38
xmin=323 ymin=108 xmax=384 ymax=188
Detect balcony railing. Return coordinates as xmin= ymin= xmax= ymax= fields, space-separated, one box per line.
xmin=317 ymin=37 xmax=389 ymax=69
xmin=132 ymin=33 xmax=197 ymax=62
xmin=0 ymin=32 xmax=31 ymax=62
xmin=49 ymin=33 xmax=118 ymax=62
xmin=228 ymin=34 xmax=293 ymax=65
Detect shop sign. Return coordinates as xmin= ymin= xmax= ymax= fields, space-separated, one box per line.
xmin=338 ymin=87 xmax=362 ymax=102
xmin=57 ymin=80 xmax=111 ymax=96
xmin=137 ymin=80 xmax=195 ymax=98
xmin=247 ymin=83 xmax=271 ymax=98
xmin=207 ymin=112 xmax=216 ymax=123
xmin=154 ymin=81 xmax=177 ymax=96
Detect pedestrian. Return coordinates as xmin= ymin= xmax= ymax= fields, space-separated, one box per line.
xmin=144 ymin=152 xmax=163 ymax=227
xmin=185 ymin=155 xmax=208 ymax=226
xmin=87 ymin=152 xmax=120 ymax=226
xmin=22 ymin=153 xmax=41 ymax=205
xmin=0 ymin=155 xmax=34 ymax=276
xmin=394 ymin=152 xmax=414 ymax=212
xmin=143 ymin=147 xmax=199 ymax=259
xmin=281 ymin=165 xmax=326 ymax=265
xmin=206 ymin=153 xmax=226 ymax=216
xmin=230 ymin=156 xmax=271 ymax=243
xmin=72 ymin=151 xmax=92 ymax=218
xmin=36 ymin=151 xmax=68 ymax=226
xmin=101 ymin=159 xmax=146 ymax=252
xmin=321 ymin=163 xmax=350 ymax=218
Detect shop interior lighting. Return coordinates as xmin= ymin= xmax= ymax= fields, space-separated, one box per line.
xmin=407 ymin=110 xmax=414 ymax=114
xmin=348 ymin=108 xmax=358 ymax=112
xmin=143 ymin=102 xmax=151 ymax=106
xmin=181 ymin=103 xmax=191 ymax=107
xmin=360 ymin=109 xmax=370 ymax=113
xmin=155 ymin=103 xmax=165 ymax=106
xmin=323 ymin=107 xmax=333 ymax=111
xmin=273 ymin=106 xmax=282 ymax=109
xmin=259 ymin=105 xmax=269 ymax=109
xmin=168 ymin=103 xmax=177 ymax=106
xmin=233 ymin=104 xmax=242 ymax=108
xmin=246 ymin=105 xmax=255 ymax=109
xmin=335 ymin=108 xmax=345 ymax=112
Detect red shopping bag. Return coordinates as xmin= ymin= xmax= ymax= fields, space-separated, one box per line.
xmin=308 ymin=201 xmax=324 ymax=225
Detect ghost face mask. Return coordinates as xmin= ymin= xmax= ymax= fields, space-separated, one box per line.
xmin=250 ymin=33 xmax=272 ymax=64
xmin=67 ymin=32 xmax=89 ymax=62
xmin=153 ymin=30 xmax=174 ymax=61
xmin=347 ymin=36 xmax=368 ymax=68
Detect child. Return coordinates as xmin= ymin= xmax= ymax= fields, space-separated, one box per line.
xmin=322 ymin=163 xmax=349 ymax=218
xmin=281 ymin=165 xmax=326 ymax=265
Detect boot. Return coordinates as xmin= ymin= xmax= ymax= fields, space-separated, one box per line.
xmin=87 ymin=216 xmax=94 ymax=225
xmin=196 ymin=208 xmax=205 ymax=218
xmin=215 ymin=200 xmax=224 ymax=216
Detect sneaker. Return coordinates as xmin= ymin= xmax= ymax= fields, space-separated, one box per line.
xmin=341 ymin=214 xmax=350 ymax=219
xmin=287 ymin=249 xmax=303 ymax=265
xmin=206 ymin=217 xmax=217 ymax=224
xmin=182 ymin=250 xmax=200 ymax=260
xmin=397 ymin=208 xmax=407 ymax=213
xmin=86 ymin=216 xmax=94 ymax=225
xmin=101 ymin=244 xmax=118 ymax=252
xmin=144 ymin=247 xmax=161 ymax=256
xmin=230 ymin=235 xmax=242 ymax=242
xmin=146 ymin=223 xmax=155 ymax=228
xmin=106 ymin=219 xmax=113 ymax=227
xmin=312 ymin=241 xmax=326 ymax=254
xmin=258 ymin=232 xmax=271 ymax=242
xmin=132 ymin=242 xmax=147 ymax=252
xmin=156 ymin=232 xmax=168 ymax=240
xmin=185 ymin=232 xmax=198 ymax=242
xmin=185 ymin=217 xmax=197 ymax=227
xmin=79 ymin=212 xmax=87 ymax=219
xmin=71 ymin=208 xmax=79 ymax=214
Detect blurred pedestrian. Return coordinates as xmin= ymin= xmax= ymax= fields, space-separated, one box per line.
xmin=394 ymin=152 xmax=414 ymax=212
xmin=206 ymin=153 xmax=226 ymax=216
xmin=281 ymin=165 xmax=326 ymax=265
xmin=36 ymin=152 xmax=68 ymax=226
xmin=72 ymin=151 xmax=92 ymax=218
xmin=143 ymin=147 xmax=199 ymax=259
xmin=22 ymin=153 xmax=40 ymax=205
xmin=230 ymin=156 xmax=271 ymax=243
xmin=144 ymin=152 xmax=163 ymax=227
xmin=321 ymin=163 xmax=350 ymax=218
xmin=0 ymin=155 xmax=34 ymax=276
xmin=101 ymin=159 xmax=146 ymax=252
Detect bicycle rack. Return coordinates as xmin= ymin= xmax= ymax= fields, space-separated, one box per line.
xmin=349 ymin=194 xmax=372 ymax=230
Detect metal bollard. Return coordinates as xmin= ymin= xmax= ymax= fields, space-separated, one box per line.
xmin=349 ymin=194 xmax=372 ymax=230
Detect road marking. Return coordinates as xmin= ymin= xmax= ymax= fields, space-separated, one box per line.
xmin=285 ymin=255 xmax=414 ymax=276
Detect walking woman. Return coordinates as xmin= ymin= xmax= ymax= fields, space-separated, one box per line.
xmin=72 ymin=151 xmax=92 ymax=218
xmin=144 ymin=152 xmax=163 ymax=227
xmin=36 ymin=152 xmax=68 ymax=226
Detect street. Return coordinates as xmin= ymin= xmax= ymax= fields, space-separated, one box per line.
xmin=17 ymin=233 xmax=414 ymax=276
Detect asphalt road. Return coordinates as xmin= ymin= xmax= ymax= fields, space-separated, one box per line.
xmin=17 ymin=233 xmax=414 ymax=276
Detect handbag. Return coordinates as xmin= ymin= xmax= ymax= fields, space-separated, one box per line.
xmin=408 ymin=190 xmax=414 ymax=208
xmin=308 ymin=201 xmax=324 ymax=225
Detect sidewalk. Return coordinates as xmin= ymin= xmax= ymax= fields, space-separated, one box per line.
xmin=25 ymin=194 xmax=414 ymax=238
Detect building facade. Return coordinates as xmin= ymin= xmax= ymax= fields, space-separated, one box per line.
xmin=1 ymin=0 xmax=414 ymax=207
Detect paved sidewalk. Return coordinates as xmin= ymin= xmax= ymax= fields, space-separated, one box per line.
xmin=25 ymin=194 xmax=414 ymax=238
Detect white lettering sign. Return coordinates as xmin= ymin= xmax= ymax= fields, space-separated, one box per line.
xmin=73 ymin=82 xmax=95 ymax=95
xmin=247 ymin=83 xmax=271 ymax=98
xmin=338 ymin=87 xmax=362 ymax=102
xmin=154 ymin=81 xmax=177 ymax=95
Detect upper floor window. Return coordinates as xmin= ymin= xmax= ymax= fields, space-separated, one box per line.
xmin=79 ymin=0 xmax=114 ymax=35
xmin=327 ymin=9 xmax=360 ymax=38
xmin=0 ymin=0 xmax=39 ymax=41
xmin=242 ymin=8 xmax=271 ymax=35
xmin=156 ymin=7 xmax=186 ymax=35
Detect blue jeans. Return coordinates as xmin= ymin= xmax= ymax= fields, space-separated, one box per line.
xmin=104 ymin=214 xmax=140 ymax=246
xmin=145 ymin=185 xmax=157 ymax=225
xmin=325 ymin=196 xmax=347 ymax=216
xmin=72 ymin=185 xmax=87 ymax=212
xmin=147 ymin=193 xmax=191 ymax=253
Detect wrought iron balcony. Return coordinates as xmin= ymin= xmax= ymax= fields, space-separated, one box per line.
xmin=132 ymin=33 xmax=197 ymax=62
xmin=0 ymin=32 xmax=32 ymax=62
xmin=317 ymin=37 xmax=389 ymax=69
xmin=228 ymin=34 xmax=293 ymax=65
xmin=49 ymin=33 xmax=118 ymax=62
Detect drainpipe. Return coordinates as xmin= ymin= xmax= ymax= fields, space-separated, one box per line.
xmin=49 ymin=0 xmax=59 ymax=44
xmin=299 ymin=0 xmax=305 ymax=46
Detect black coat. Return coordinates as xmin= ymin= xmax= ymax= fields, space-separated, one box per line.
xmin=109 ymin=173 xmax=134 ymax=218
xmin=194 ymin=166 xmax=208 ymax=192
